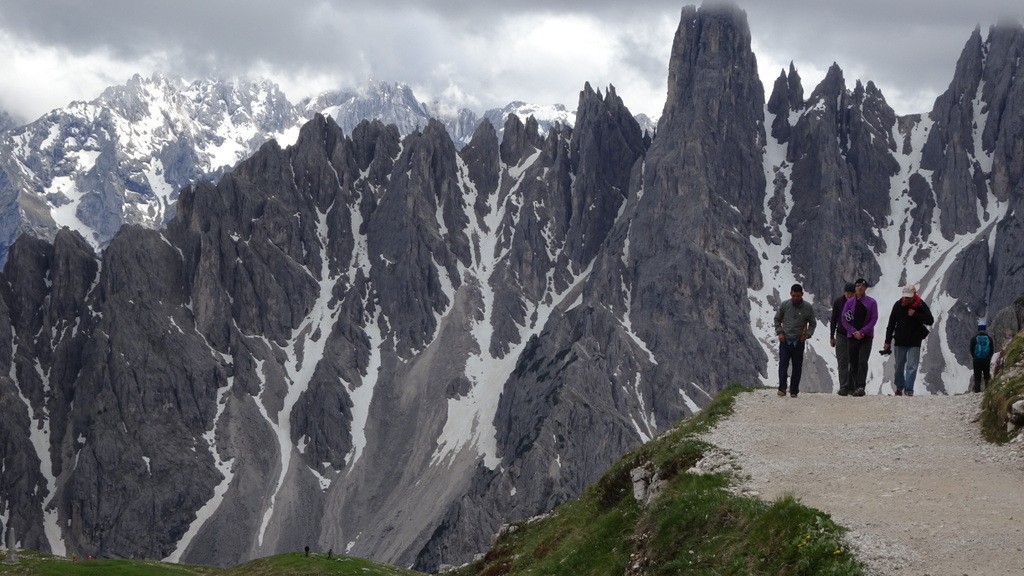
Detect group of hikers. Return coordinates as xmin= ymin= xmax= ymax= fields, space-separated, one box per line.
xmin=773 ymin=279 xmax=997 ymax=397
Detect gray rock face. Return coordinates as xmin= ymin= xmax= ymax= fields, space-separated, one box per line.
xmin=920 ymin=28 xmax=987 ymax=240
xmin=418 ymin=4 xmax=768 ymax=569
xmin=979 ymin=25 xmax=1024 ymax=317
xmin=2 ymin=3 xmax=1023 ymax=573
xmin=781 ymin=64 xmax=888 ymax=296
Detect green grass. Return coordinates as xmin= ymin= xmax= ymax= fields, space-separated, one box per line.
xmin=0 ymin=550 xmax=423 ymax=576
xmin=222 ymin=552 xmax=423 ymax=575
xmin=452 ymin=384 xmax=865 ymax=576
xmin=0 ymin=549 xmax=219 ymax=575
xmin=980 ymin=327 xmax=1024 ymax=443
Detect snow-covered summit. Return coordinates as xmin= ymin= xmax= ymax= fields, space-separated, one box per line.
xmin=0 ymin=75 xmax=593 ymax=261
xmin=0 ymin=74 xmax=301 ymax=254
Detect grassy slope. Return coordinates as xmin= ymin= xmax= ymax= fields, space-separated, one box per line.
xmin=980 ymin=327 xmax=1024 ymax=442
xmin=0 ymin=550 xmax=422 ymax=576
xmin=451 ymin=384 xmax=864 ymax=576
xmin=221 ymin=552 xmax=422 ymax=575
xmin=0 ymin=549 xmax=220 ymax=576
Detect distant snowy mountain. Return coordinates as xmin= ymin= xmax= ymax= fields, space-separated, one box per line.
xmin=299 ymin=80 xmax=587 ymax=149
xmin=0 ymin=77 xmax=613 ymax=262
xmin=482 ymin=99 xmax=577 ymax=141
xmin=299 ymin=81 xmax=433 ymax=140
xmin=0 ymin=74 xmax=300 ymax=255
xmin=634 ymin=112 xmax=658 ymax=136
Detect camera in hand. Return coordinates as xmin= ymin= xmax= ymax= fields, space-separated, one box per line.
xmin=878 ymin=348 xmax=892 ymax=356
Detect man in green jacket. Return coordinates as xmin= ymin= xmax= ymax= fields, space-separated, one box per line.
xmin=774 ymin=283 xmax=817 ymax=397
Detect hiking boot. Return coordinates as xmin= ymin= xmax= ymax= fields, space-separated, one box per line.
xmin=777 ymin=389 xmax=787 ymax=397
xmin=853 ymin=388 xmax=866 ymax=397
xmin=837 ymin=388 xmax=850 ymax=396
xmin=790 ymin=393 xmax=798 ymax=398
xmin=895 ymin=389 xmax=903 ymax=396
xmin=904 ymin=391 xmax=913 ymax=397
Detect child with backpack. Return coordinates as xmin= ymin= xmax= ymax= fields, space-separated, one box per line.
xmin=969 ymin=320 xmax=996 ymax=393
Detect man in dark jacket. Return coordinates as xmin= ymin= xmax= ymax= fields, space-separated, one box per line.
xmin=883 ymin=284 xmax=934 ymax=396
xmin=830 ymin=283 xmax=855 ymax=395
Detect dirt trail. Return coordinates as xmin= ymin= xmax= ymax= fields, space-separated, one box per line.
xmin=700 ymin=389 xmax=1024 ymax=576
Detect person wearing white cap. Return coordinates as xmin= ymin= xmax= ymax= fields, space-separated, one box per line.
xmin=883 ymin=283 xmax=934 ymax=396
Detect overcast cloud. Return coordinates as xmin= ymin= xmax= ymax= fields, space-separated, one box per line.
xmin=0 ymin=0 xmax=1021 ymax=124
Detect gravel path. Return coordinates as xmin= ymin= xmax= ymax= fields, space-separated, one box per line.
xmin=699 ymin=389 xmax=1024 ymax=576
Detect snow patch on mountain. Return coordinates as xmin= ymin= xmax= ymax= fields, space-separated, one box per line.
xmin=259 ymin=209 xmax=340 ymax=543
xmin=751 ymin=104 xmax=802 ymax=390
xmin=432 ymin=152 xmax=537 ymax=469
xmin=166 ymin=375 xmax=235 ymax=563
xmin=9 ymin=342 xmax=64 ymax=556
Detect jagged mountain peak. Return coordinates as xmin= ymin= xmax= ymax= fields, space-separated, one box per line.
xmin=806 ymin=62 xmax=848 ymax=106
xmin=97 ymin=73 xmax=296 ymax=131
xmin=663 ymin=3 xmax=758 ymax=125
xmin=299 ymin=80 xmax=484 ymax=149
xmin=580 ymin=82 xmax=630 ymax=118
xmin=299 ymin=80 xmax=419 ymax=114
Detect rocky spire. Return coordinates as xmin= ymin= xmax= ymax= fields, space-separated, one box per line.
xmin=920 ymin=26 xmax=987 ymax=240
xmin=415 ymin=3 xmax=769 ymax=568
xmin=787 ymin=62 xmax=805 ymax=110
xmin=565 ymin=82 xmax=647 ymax=267
xmin=767 ymin=62 xmax=805 ymax=142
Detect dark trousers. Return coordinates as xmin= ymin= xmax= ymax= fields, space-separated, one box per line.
xmin=779 ymin=339 xmax=805 ymax=394
xmin=835 ymin=333 xmax=850 ymax=391
xmin=846 ymin=336 xmax=873 ymax=391
xmin=972 ymin=359 xmax=991 ymax=392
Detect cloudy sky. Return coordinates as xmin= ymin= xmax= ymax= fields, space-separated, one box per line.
xmin=1 ymin=0 xmax=1021 ymax=124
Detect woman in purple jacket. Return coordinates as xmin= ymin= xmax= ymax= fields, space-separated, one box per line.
xmin=839 ymin=278 xmax=878 ymax=396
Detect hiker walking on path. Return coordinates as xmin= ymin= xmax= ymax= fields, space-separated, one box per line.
xmin=840 ymin=278 xmax=878 ymax=396
xmin=970 ymin=320 xmax=996 ymax=393
xmin=830 ymin=282 xmax=855 ymax=395
xmin=883 ymin=284 xmax=934 ymax=396
xmin=774 ymin=283 xmax=817 ymax=397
